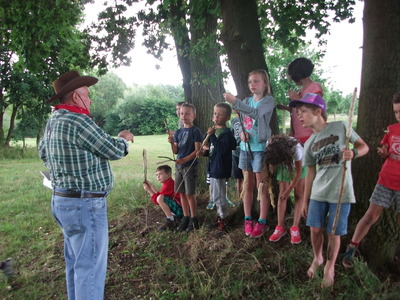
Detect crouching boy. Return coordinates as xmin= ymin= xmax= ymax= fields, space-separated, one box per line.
xmin=143 ymin=165 xmax=183 ymax=230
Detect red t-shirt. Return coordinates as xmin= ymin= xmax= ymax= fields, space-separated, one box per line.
xmin=151 ymin=177 xmax=181 ymax=205
xmin=290 ymin=81 xmax=323 ymax=143
xmin=378 ymin=123 xmax=400 ymax=191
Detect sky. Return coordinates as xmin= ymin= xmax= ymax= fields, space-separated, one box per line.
xmin=85 ymin=1 xmax=364 ymax=96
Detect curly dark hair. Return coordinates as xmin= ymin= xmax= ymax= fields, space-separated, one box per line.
xmin=264 ymin=135 xmax=298 ymax=187
xmin=287 ymin=57 xmax=314 ymax=83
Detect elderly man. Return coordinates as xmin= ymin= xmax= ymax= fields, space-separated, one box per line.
xmin=39 ymin=71 xmax=134 ymax=300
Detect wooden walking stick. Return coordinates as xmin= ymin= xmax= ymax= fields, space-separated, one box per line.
xmin=142 ymin=149 xmax=149 ymax=230
xmin=327 ymin=87 xmax=358 ymax=260
xmin=164 ymin=118 xmax=176 ymax=161
xmin=237 ymin=112 xmax=253 ymax=200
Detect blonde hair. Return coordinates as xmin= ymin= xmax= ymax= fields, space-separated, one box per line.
xmin=248 ymin=69 xmax=272 ymax=96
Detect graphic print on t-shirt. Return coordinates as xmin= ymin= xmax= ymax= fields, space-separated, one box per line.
xmin=312 ymin=134 xmax=341 ymax=166
xmin=390 ymin=135 xmax=400 ymax=161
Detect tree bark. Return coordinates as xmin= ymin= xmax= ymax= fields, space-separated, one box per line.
xmin=169 ymin=0 xmax=192 ymax=102
xmin=219 ymin=0 xmax=278 ymax=135
xmin=189 ymin=0 xmax=225 ymax=193
xmin=5 ymin=103 xmax=21 ymax=147
xmin=351 ymin=0 xmax=400 ymax=271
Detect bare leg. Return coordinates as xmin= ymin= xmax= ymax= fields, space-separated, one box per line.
xmin=243 ymin=171 xmax=255 ymax=217
xmin=308 ymin=227 xmax=324 ymax=279
xmin=256 ymin=172 xmax=270 ymax=220
xmin=180 ymin=194 xmax=190 ymax=217
xmin=157 ymin=195 xmax=173 ymax=218
xmin=292 ymin=178 xmax=305 ymax=227
xmin=351 ymin=203 xmax=384 ymax=243
xmin=187 ymin=194 xmax=197 ymax=217
xmin=277 ymin=181 xmax=289 ymax=227
xmin=323 ymin=234 xmax=341 ymax=287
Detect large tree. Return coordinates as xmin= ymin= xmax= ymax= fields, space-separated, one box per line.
xmin=351 ymin=0 xmax=400 ymax=270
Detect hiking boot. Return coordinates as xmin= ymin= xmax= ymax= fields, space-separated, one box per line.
xmin=0 ymin=259 xmax=13 ymax=278
xmin=290 ymin=226 xmax=302 ymax=244
xmin=244 ymin=220 xmax=253 ymax=236
xmin=177 ymin=216 xmax=190 ymax=232
xmin=250 ymin=222 xmax=269 ymax=238
xmin=206 ymin=201 xmax=215 ymax=210
xmin=269 ymin=225 xmax=286 ymax=242
xmin=342 ymin=245 xmax=357 ymax=268
xmin=186 ymin=217 xmax=200 ymax=232
xmin=158 ymin=218 xmax=176 ymax=231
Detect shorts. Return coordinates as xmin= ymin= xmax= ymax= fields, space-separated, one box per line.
xmin=370 ymin=183 xmax=400 ymax=213
xmin=163 ymin=196 xmax=183 ymax=217
xmin=276 ymin=165 xmax=306 ymax=182
xmin=306 ymin=199 xmax=351 ymax=236
xmin=175 ymin=165 xmax=198 ymax=195
xmin=231 ymin=155 xmax=243 ymax=179
xmin=238 ymin=150 xmax=265 ymax=173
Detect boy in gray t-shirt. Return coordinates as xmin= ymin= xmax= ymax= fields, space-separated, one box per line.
xmin=289 ymin=93 xmax=369 ymax=288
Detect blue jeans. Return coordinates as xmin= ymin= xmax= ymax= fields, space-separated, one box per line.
xmin=51 ymin=187 xmax=109 ymax=300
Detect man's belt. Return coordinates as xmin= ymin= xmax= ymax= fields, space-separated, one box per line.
xmin=53 ymin=191 xmax=107 ymax=198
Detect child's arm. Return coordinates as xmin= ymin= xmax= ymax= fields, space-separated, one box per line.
xmin=143 ymin=181 xmax=157 ymax=196
xmin=302 ymin=165 xmax=316 ymax=218
xmin=342 ymin=138 xmax=369 ymax=161
xmin=176 ymin=141 xmax=201 ymax=165
xmin=168 ymin=133 xmax=178 ymax=154
xmin=377 ymin=144 xmax=389 ymax=158
xmin=279 ymin=160 xmax=303 ymax=201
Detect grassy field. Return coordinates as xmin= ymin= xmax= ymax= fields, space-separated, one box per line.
xmin=0 ymin=134 xmax=399 ymax=299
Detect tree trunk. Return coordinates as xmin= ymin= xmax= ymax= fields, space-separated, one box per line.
xmin=219 ymin=0 xmax=279 ymax=135
xmin=169 ymin=0 xmax=192 ymax=102
xmin=5 ymin=104 xmax=21 ymax=147
xmin=189 ymin=0 xmax=225 ymax=193
xmin=351 ymin=0 xmax=400 ymax=271
xmin=0 ymin=91 xmax=5 ymax=144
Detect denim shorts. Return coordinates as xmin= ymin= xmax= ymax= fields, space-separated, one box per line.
xmin=370 ymin=183 xmax=400 ymax=213
xmin=238 ymin=150 xmax=265 ymax=173
xmin=306 ymin=199 xmax=351 ymax=236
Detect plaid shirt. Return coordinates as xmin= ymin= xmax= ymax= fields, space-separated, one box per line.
xmin=39 ymin=109 xmax=128 ymax=192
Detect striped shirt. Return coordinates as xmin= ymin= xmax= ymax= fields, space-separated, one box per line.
xmin=39 ymin=109 xmax=128 ymax=192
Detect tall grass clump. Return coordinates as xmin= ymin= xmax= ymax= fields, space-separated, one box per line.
xmin=0 ymin=145 xmax=39 ymax=160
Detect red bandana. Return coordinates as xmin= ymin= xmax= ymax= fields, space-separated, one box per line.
xmin=54 ymin=104 xmax=91 ymax=117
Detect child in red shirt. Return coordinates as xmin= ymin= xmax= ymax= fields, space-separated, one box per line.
xmin=143 ymin=165 xmax=183 ymax=230
xmin=342 ymin=91 xmax=400 ymax=267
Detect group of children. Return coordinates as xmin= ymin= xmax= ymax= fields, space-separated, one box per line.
xmin=142 ymin=57 xmax=400 ymax=288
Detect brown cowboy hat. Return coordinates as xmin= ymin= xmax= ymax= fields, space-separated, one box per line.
xmin=46 ymin=71 xmax=98 ymax=103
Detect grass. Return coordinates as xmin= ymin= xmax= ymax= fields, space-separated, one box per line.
xmin=1 ymin=135 xmax=399 ymax=299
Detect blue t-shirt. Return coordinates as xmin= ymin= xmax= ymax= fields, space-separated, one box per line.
xmin=174 ymin=126 xmax=203 ymax=168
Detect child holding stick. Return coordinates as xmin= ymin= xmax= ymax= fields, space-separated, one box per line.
xmin=224 ymin=69 xmax=275 ymax=238
xmin=290 ymin=93 xmax=368 ymax=287
xmin=342 ymin=91 xmax=400 ymax=268
xmin=264 ymin=135 xmax=305 ymax=244
xmin=168 ymin=103 xmax=202 ymax=232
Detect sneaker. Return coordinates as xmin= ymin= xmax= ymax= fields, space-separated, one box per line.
xmin=290 ymin=226 xmax=302 ymax=244
xmin=186 ymin=217 xmax=200 ymax=232
xmin=206 ymin=201 xmax=215 ymax=210
xmin=158 ymin=218 xmax=176 ymax=231
xmin=244 ymin=220 xmax=253 ymax=236
xmin=177 ymin=216 xmax=190 ymax=232
xmin=342 ymin=245 xmax=357 ymax=268
xmin=0 ymin=259 xmax=13 ymax=278
xmin=207 ymin=216 xmax=221 ymax=230
xmin=269 ymin=225 xmax=287 ymax=242
xmin=217 ymin=218 xmax=228 ymax=232
xmin=227 ymin=198 xmax=236 ymax=207
xmin=250 ymin=222 xmax=269 ymax=238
